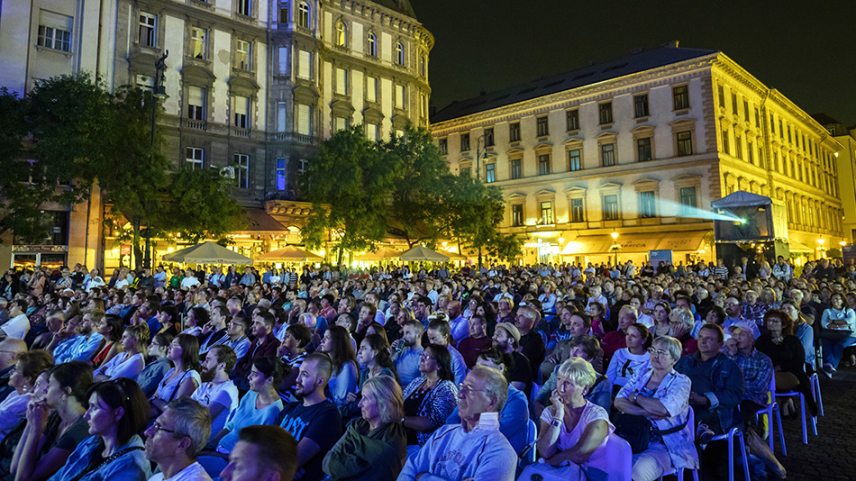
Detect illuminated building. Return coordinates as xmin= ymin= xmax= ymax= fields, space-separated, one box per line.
xmin=0 ymin=0 xmax=432 ymax=269
xmin=813 ymin=114 xmax=856 ymax=245
xmin=431 ymin=43 xmax=845 ymax=265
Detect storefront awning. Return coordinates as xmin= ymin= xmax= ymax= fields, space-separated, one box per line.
xmin=240 ymin=208 xmax=287 ymax=232
xmin=788 ymin=241 xmax=814 ymax=253
xmin=561 ymin=231 xmax=708 ymax=256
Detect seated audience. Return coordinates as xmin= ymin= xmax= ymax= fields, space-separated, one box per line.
xmin=136 ymin=333 xmax=173 ymax=398
xmin=192 ymin=345 xmax=240 ymax=435
xmin=0 ymin=350 xmax=53 ymax=443
xmin=606 ymin=323 xmax=652 ymax=393
xmin=150 ymin=334 xmax=201 ymax=417
xmin=145 ymin=398 xmax=212 ymax=481
xmin=316 ymin=326 xmax=358 ymax=407
xmin=94 ymin=324 xmax=148 ymax=381
xmin=220 ymin=425 xmax=297 ymax=481
xmin=402 ymin=344 xmax=458 ymax=449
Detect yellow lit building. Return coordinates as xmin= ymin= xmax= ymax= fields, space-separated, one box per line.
xmin=813 ymin=115 xmax=856 ymax=245
xmin=430 ymin=43 xmax=845 ymax=265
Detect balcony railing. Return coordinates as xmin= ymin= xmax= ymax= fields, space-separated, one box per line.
xmin=182 ymin=118 xmax=207 ymax=130
xmin=271 ymin=131 xmax=316 ymax=145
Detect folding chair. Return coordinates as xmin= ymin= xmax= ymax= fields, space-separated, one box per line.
xmin=752 ymin=375 xmax=785 ymax=454
xmin=659 ymin=407 xmax=700 ymax=481
xmin=708 ymin=427 xmax=751 ymax=481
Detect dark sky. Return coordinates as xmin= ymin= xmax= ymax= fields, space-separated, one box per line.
xmin=411 ymin=0 xmax=856 ymax=126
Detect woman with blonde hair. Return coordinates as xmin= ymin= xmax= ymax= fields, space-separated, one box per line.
xmin=323 ymin=375 xmax=407 ymax=481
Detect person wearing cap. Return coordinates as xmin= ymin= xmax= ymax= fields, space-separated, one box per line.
xmin=492 ymin=322 xmax=531 ymax=394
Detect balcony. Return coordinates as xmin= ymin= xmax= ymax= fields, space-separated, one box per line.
xmin=271 ymin=131 xmax=317 ymax=145
xmin=182 ymin=118 xmax=208 ymax=131
xmin=231 ymin=127 xmax=251 ymax=138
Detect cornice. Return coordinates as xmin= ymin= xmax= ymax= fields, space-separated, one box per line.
xmin=320 ymin=44 xmax=430 ymax=91
xmin=431 ymin=54 xmax=719 ymax=135
xmin=139 ymin=0 xmax=267 ymax=40
xmin=323 ymin=0 xmax=434 ymax=49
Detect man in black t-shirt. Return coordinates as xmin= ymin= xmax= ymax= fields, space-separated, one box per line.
xmin=492 ymin=322 xmax=531 ymax=395
xmin=279 ymin=353 xmax=342 ymax=481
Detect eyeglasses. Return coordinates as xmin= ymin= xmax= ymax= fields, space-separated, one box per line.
xmin=151 ymin=421 xmax=185 ymax=437
xmin=458 ymin=383 xmax=489 ymax=395
xmin=419 ymin=353 xmax=435 ymax=360
xmin=647 ymin=348 xmax=670 ymax=358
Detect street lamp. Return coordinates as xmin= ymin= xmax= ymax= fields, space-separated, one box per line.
xmin=475 ymin=134 xmax=490 ymax=181
xmin=817 ymin=238 xmax=826 ymax=259
xmin=610 ymin=231 xmax=620 ymax=266
xmin=143 ymin=50 xmax=169 ymax=269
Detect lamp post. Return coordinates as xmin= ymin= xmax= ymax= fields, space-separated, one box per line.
xmin=143 ymin=50 xmax=169 ymax=269
xmin=474 ymin=133 xmax=490 ymax=269
xmin=817 ymin=238 xmax=826 ymax=259
xmin=611 ymin=231 xmax=620 ymax=266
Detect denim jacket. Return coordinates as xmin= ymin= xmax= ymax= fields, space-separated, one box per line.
xmin=48 ymin=435 xmax=150 ymax=481
xmin=676 ymin=352 xmax=744 ymax=433
xmin=617 ymin=369 xmax=699 ymax=469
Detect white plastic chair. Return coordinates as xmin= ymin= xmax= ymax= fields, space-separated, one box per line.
xmin=659 ymin=406 xmax=700 ymax=481
xmin=707 ymin=427 xmax=751 ymax=481
xmin=752 ymin=375 xmax=785 ymax=454
xmin=774 ymin=383 xmax=818 ymax=446
xmin=583 ymin=433 xmax=633 ymax=481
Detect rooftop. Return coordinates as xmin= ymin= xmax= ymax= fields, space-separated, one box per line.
xmin=431 ymin=44 xmax=717 ymax=123
xmin=373 ymin=0 xmax=416 ymax=18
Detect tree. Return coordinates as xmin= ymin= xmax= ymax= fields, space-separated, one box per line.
xmin=302 ymin=126 xmax=395 ymax=262
xmin=486 ymin=233 xmax=524 ymax=264
xmin=441 ymin=174 xmax=505 ymax=268
xmin=161 ymin=166 xmax=246 ymax=243
xmin=383 ymin=128 xmax=448 ymax=247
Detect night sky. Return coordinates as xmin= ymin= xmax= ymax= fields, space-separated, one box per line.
xmin=412 ymin=0 xmax=856 ymax=127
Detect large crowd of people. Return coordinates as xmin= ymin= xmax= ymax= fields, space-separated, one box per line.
xmin=0 ymin=253 xmax=852 ymax=481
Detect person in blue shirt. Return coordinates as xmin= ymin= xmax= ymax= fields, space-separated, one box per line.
xmin=52 ymin=311 xmax=105 ymax=364
xmin=48 ymin=378 xmax=151 ymax=481
xmin=446 ymin=348 xmax=529 ymax=455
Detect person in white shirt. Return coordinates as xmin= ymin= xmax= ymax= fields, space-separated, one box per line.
xmin=145 ymin=398 xmax=214 ymax=481
xmin=192 ymin=345 xmax=240 ymax=435
xmin=0 ymin=299 xmax=30 ymax=340
xmin=94 ymin=324 xmax=148 ymax=381
xmin=180 ymin=269 xmax=201 ymax=290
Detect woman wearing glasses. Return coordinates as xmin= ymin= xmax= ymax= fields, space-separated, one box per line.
xmin=606 ymin=323 xmax=652 ymax=394
xmin=614 ymin=336 xmax=697 ymax=481
xmin=48 ymin=378 xmax=151 ymax=481
xmin=401 ymin=344 xmax=458 ymax=450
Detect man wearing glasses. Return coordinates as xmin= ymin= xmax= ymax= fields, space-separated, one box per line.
xmin=145 ymin=398 xmax=213 ymax=481
xmin=399 ymin=366 xmax=516 ymax=481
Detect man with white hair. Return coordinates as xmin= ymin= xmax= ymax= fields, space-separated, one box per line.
xmin=399 ymin=366 xmax=517 ymax=481
xmin=145 ymin=398 xmax=213 ymax=481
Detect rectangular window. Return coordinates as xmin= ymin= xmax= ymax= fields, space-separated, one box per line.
xmin=438 ymin=138 xmax=448 ymax=155
xmin=603 ymin=194 xmax=619 ymax=220
xmin=460 ymin=133 xmax=470 ymax=152
xmin=335 ymin=67 xmax=348 ymax=96
xmin=185 ymin=147 xmax=204 ymax=169
xmin=566 ymin=109 xmax=580 ymax=131
xmin=510 ymin=159 xmax=522 ymax=179
xmin=235 ymin=154 xmax=250 ymax=189
xmin=395 ymin=84 xmax=405 ymax=109
xmin=570 ymin=198 xmax=585 ymax=223
xmin=509 ymin=122 xmax=521 ymax=142
xmin=722 ymin=129 xmax=730 ymax=153
xmin=237 ymin=0 xmax=252 ymax=16
xmin=754 ymin=108 xmax=760 ymax=128
xmin=366 ymin=123 xmax=380 ymax=141
xmin=636 ymin=137 xmax=652 ymax=161
xmin=540 ymin=201 xmax=554 ymax=225
xmin=735 ymin=135 xmax=743 ymax=160
xmin=599 ymin=102 xmax=613 ymax=125
xmin=187 ymin=86 xmax=205 ymax=120
xmin=191 ymin=27 xmax=207 ymax=59
xmin=538 ymin=154 xmax=551 ymax=175
xmin=484 ymin=127 xmax=495 ymax=147
xmin=334 ymin=117 xmax=348 ymax=132
xmin=743 ymin=100 xmax=750 ymax=121
xmin=297 ymin=50 xmax=311 ymax=79
xmin=718 ymin=85 xmax=725 ymax=108
xmin=277 ymin=47 xmax=288 ymax=75
xmin=233 ymin=95 xmax=249 ymax=128
xmin=275 ymin=158 xmax=286 ymax=191
xmin=37 ymin=10 xmax=73 ymax=52
xmin=139 ymin=12 xmax=156 ymax=48
xmin=634 ymin=94 xmax=649 ymax=118
xmin=601 ymin=143 xmax=616 ymax=166
xmin=460 ymin=167 xmax=471 ymax=177
xmin=748 ymin=141 xmax=754 ymax=164
xmin=676 ymin=131 xmax=693 ymax=156
xmin=279 ymin=7 xmax=288 ymax=24
xmin=673 ymin=85 xmax=689 ymax=110
xmin=236 ymin=40 xmax=251 ymax=71
xmin=639 ymin=191 xmax=656 ymax=218
xmin=276 ymin=102 xmax=286 ymax=133
xmin=366 ymin=76 xmax=377 ymax=103
xmin=568 ymin=149 xmax=582 ymax=171
xmin=485 ymin=163 xmax=496 ymax=183
xmin=536 ymin=116 xmax=549 ymax=137
xmin=679 ymin=186 xmax=698 ymax=215
xmin=296 ymin=104 xmax=311 ymax=136
xmin=511 ymin=204 xmax=524 ymax=226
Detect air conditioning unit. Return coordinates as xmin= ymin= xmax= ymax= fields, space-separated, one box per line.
xmin=220 ymin=166 xmax=236 ymax=179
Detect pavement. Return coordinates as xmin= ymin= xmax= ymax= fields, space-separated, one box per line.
xmin=777 ymin=366 xmax=856 ymax=481
xmin=695 ymin=365 xmax=856 ymax=480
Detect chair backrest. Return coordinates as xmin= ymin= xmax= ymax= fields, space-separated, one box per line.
xmin=583 ymin=433 xmax=633 ymax=481
xmin=526 ymin=419 xmax=537 ymax=463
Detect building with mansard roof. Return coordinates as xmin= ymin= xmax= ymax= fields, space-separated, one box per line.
xmin=431 ymin=43 xmax=845 ymax=265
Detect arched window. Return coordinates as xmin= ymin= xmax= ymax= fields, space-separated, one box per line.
xmin=297 ymin=2 xmax=310 ymax=28
xmin=335 ymin=19 xmax=346 ymax=46
xmin=395 ymin=41 xmax=405 ymax=65
xmin=367 ymin=32 xmax=377 ymax=57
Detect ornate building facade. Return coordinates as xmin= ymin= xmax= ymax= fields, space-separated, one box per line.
xmin=0 ymin=0 xmax=432 ymax=268
xmin=431 ymin=44 xmax=845 ymax=265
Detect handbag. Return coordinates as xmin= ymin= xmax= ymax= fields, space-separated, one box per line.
xmin=517 ymin=460 xmax=585 ymax=481
xmin=820 ymin=328 xmax=853 ymax=341
xmin=613 ymin=412 xmax=689 ymax=454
